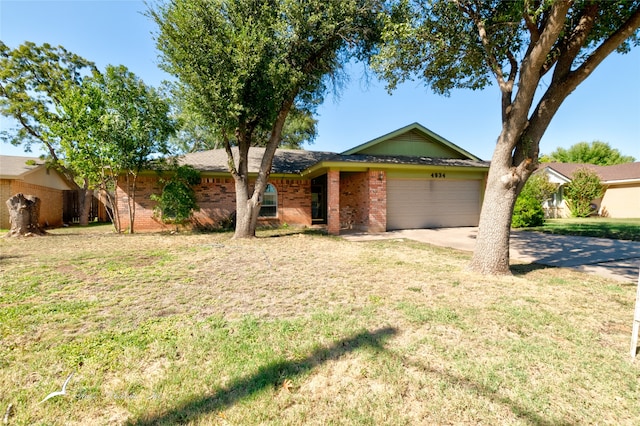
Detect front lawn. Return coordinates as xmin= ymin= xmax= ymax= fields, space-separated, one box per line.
xmin=1 ymin=225 xmax=638 ymax=425
xmin=527 ymin=218 xmax=640 ymax=241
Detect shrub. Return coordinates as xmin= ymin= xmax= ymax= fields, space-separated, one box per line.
xmin=151 ymin=165 xmax=201 ymax=226
xmin=564 ymin=168 xmax=604 ymax=218
xmin=512 ymin=173 xmax=555 ymax=228
xmin=512 ymin=193 xmax=545 ymax=228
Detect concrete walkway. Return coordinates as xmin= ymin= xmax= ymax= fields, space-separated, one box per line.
xmin=343 ymin=227 xmax=640 ymax=283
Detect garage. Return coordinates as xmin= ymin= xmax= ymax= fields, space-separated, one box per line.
xmin=387 ymin=179 xmax=482 ymax=230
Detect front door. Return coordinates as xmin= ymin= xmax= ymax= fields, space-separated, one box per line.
xmin=311 ymin=175 xmax=327 ymax=224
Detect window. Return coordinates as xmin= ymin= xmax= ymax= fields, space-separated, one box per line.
xmin=259 ymin=183 xmax=277 ymax=217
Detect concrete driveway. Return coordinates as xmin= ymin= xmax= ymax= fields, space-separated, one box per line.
xmin=343 ymin=227 xmax=640 ymax=283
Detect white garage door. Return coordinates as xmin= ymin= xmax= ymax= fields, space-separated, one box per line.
xmin=387 ymin=179 xmax=481 ymax=230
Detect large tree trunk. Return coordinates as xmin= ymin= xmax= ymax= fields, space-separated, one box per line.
xmin=469 ymin=117 xmax=540 ymax=274
xmin=233 ymin=176 xmax=261 ymax=239
xmin=229 ymin=98 xmax=295 ymax=239
xmin=5 ymin=193 xmax=47 ymax=237
xmin=469 ymin=151 xmax=520 ymax=275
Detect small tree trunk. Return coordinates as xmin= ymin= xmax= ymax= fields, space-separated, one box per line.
xmin=5 ymin=194 xmax=47 ymax=237
xmin=74 ymin=177 xmax=93 ymax=226
xmin=77 ymin=188 xmax=93 ymax=226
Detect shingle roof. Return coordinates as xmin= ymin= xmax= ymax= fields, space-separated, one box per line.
xmin=178 ymin=147 xmax=489 ymax=175
xmin=178 ymin=147 xmax=338 ymax=174
xmin=0 ymin=155 xmax=44 ymax=178
xmin=328 ymin=153 xmax=489 ymax=168
xmin=540 ymin=162 xmax=640 ymax=183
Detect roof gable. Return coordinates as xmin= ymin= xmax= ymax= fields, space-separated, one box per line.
xmin=0 ymin=155 xmax=72 ymax=190
xmin=0 ymin=155 xmax=44 ymax=178
xmin=341 ymin=122 xmax=481 ymax=161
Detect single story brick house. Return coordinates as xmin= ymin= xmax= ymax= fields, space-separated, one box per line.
xmin=537 ymin=162 xmax=640 ymax=218
xmin=115 ymin=123 xmax=490 ymax=234
xmin=0 ymin=155 xmax=73 ymax=229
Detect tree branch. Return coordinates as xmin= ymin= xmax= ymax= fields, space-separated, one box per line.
xmin=568 ymin=5 xmax=640 ymax=91
xmin=552 ymin=3 xmax=598 ymax=81
xmin=222 ymin=131 xmax=238 ymax=178
xmin=523 ymin=0 xmax=541 ymax=43
xmin=454 ymin=0 xmax=509 ymax=92
xmin=524 ymin=5 xmax=640 ymax=165
xmin=506 ymin=0 xmax=572 ymax=135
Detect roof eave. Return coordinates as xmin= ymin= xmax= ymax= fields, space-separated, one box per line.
xmin=301 ymin=160 xmax=489 ymax=177
xmin=603 ymin=178 xmax=640 ymax=185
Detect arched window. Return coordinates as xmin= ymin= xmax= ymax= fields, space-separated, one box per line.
xmin=259 ymin=183 xmax=277 ymax=217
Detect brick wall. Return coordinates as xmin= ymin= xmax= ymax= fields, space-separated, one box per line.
xmin=367 ymin=170 xmax=387 ymax=232
xmin=340 ymin=172 xmax=369 ymax=230
xmin=337 ymin=170 xmax=387 ymax=233
xmin=0 ymin=180 xmax=11 ymax=229
xmin=327 ymin=170 xmax=340 ymax=235
xmin=115 ymin=174 xmax=312 ymax=232
xmin=115 ymin=175 xmax=168 ymax=232
xmin=190 ymin=177 xmax=237 ymax=229
xmin=0 ymin=180 xmax=65 ymax=228
xmin=270 ymin=178 xmax=311 ymax=226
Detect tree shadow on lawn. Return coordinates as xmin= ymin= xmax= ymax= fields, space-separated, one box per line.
xmin=128 ymin=326 xmax=398 ymax=425
xmin=510 ymin=263 xmax=554 ymax=277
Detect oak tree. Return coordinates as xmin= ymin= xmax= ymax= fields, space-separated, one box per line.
xmin=374 ymin=0 xmax=640 ymax=274
xmin=150 ymin=0 xmax=382 ymax=238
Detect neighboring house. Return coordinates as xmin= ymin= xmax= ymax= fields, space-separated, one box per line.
xmin=536 ymin=162 xmax=640 ymax=218
xmin=114 ymin=123 xmax=490 ymax=234
xmin=0 ymin=155 xmax=73 ymax=229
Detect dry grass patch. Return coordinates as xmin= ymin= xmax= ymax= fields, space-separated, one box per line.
xmin=0 ymin=225 xmax=638 ymax=425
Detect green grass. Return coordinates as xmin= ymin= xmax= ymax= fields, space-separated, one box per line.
xmin=1 ymin=224 xmax=639 ymax=425
xmin=526 ymin=217 xmax=640 ymax=241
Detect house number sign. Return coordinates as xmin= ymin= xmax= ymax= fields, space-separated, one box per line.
xmin=430 ymin=172 xmax=446 ymax=178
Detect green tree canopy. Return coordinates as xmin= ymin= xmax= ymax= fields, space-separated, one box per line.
xmin=150 ymin=0 xmax=382 ymax=238
xmin=0 ymin=41 xmax=176 ymax=230
xmin=52 ymin=64 xmax=177 ymax=232
xmin=0 ymin=41 xmax=98 ymax=225
xmin=167 ymin=83 xmax=318 ymax=153
xmin=543 ymin=141 xmax=636 ymax=165
xmin=373 ymin=1 xmax=640 ymax=274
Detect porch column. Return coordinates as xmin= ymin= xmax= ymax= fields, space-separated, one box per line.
xmin=368 ymin=169 xmax=387 ymax=233
xmin=327 ymin=169 xmax=340 ymax=235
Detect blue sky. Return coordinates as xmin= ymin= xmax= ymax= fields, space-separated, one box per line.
xmin=1 ymin=0 xmax=638 ymax=162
